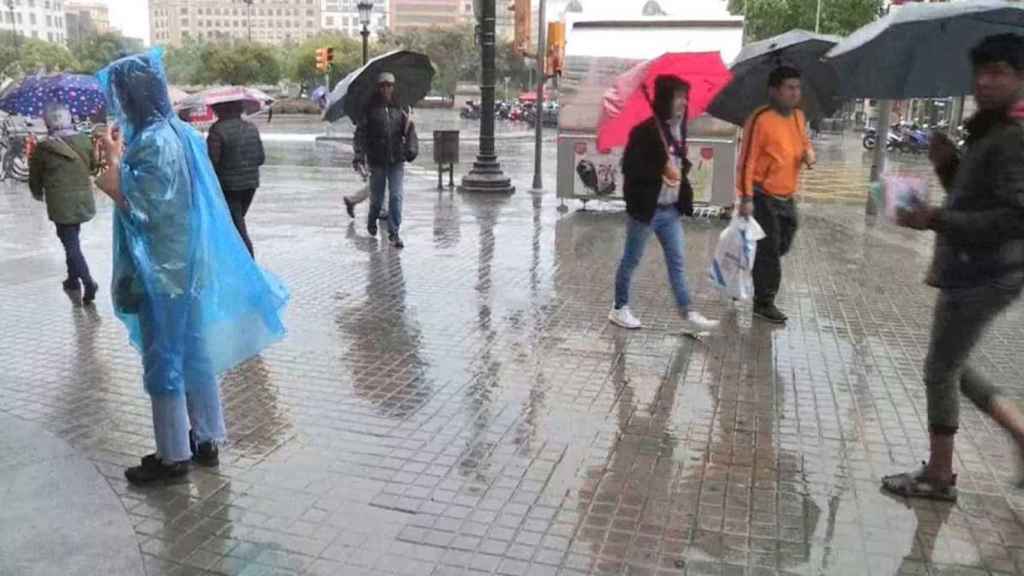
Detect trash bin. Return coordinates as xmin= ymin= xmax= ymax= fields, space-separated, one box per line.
xmin=433 ymin=130 xmax=459 ymax=189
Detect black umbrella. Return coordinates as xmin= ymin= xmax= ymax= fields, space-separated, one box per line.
xmin=708 ymin=29 xmax=841 ymax=127
xmin=826 ymin=0 xmax=1024 ymax=99
xmin=322 ymin=50 xmax=435 ymax=123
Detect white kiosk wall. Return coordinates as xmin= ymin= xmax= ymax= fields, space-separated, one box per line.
xmin=556 ymin=18 xmax=744 ymax=209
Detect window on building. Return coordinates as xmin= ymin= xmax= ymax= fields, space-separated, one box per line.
xmin=29 ymin=13 xmax=35 ymax=25
xmin=47 ymin=31 xmax=51 ymax=41
xmin=325 ymin=16 xmax=334 ymax=26
xmin=45 ymin=15 xmax=50 ymax=26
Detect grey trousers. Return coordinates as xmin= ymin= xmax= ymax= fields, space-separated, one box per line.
xmin=925 ymin=280 xmax=1022 ymax=434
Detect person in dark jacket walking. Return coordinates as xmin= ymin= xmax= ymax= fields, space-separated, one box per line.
xmin=608 ymin=75 xmax=718 ymax=332
xmin=29 ymin=103 xmax=99 ymax=303
xmin=882 ymin=34 xmax=1024 ymax=502
xmin=352 ymin=72 xmax=418 ymax=248
xmin=208 ymin=100 xmax=265 ymax=256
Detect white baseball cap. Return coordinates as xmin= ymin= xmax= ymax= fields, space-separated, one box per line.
xmin=377 ymin=72 xmax=396 ymax=85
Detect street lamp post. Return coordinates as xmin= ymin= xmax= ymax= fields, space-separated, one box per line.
xmin=531 ymin=0 xmax=547 ymax=191
xmin=244 ymin=0 xmax=253 ymax=42
xmin=460 ymin=0 xmax=514 ymax=194
xmin=357 ymin=1 xmax=373 ymax=66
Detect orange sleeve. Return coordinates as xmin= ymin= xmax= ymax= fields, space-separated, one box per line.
xmin=737 ymin=111 xmax=764 ymax=199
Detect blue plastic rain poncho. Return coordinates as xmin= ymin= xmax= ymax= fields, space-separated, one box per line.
xmin=98 ymin=49 xmax=288 ymax=396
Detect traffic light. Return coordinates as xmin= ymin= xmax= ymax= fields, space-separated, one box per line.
xmin=546 ymin=22 xmax=565 ymax=76
xmin=512 ymin=0 xmax=530 ymax=55
xmin=315 ymin=47 xmax=335 ymax=73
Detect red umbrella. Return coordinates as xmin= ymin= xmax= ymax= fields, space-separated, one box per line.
xmin=597 ymin=52 xmax=732 ymax=152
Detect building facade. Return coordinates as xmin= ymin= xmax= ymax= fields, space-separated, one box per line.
xmin=0 ymin=0 xmax=67 ymax=45
xmin=64 ymin=0 xmax=108 ymax=32
xmin=388 ymin=0 xmax=472 ymax=31
xmin=149 ymin=0 xmax=322 ymax=47
xmin=64 ymin=0 xmax=110 ymax=45
xmin=321 ymin=0 xmax=388 ymax=39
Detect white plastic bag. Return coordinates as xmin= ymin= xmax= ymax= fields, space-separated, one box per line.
xmin=708 ymin=216 xmax=766 ymax=301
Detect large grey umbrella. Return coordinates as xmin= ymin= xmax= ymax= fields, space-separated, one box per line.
xmin=322 ymin=50 xmax=435 ymax=123
xmin=708 ymin=29 xmax=841 ymax=126
xmin=826 ymin=0 xmax=1024 ymax=99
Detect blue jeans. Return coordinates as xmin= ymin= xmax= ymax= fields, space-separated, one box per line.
xmin=614 ymin=206 xmax=691 ymax=311
xmin=369 ymin=163 xmax=404 ymax=234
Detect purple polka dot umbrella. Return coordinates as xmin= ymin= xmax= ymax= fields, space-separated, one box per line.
xmin=0 ymin=74 xmax=107 ymax=119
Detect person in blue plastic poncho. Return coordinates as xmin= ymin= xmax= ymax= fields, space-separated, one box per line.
xmin=93 ymin=49 xmax=288 ymax=485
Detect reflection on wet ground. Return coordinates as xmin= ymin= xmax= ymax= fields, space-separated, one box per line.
xmin=2 ymin=131 xmax=1024 ymax=575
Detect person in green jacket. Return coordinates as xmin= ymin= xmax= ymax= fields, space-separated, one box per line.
xmin=29 ymin=103 xmax=99 ymax=303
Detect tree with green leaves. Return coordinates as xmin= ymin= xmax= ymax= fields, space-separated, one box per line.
xmin=165 ymin=38 xmax=207 ymax=85
xmin=379 ymin=25 xmax=478 ymax=96
xmin=71 ymin=32 xmax=144 ymax=74
xmin=15 ymin=38 xmax=79 ymax=74
xmin=286 ymin=34 xmax=366 ymax=91
xmin=202 ymin=42 xmax=282 ymax=85
xmin=727 ymin=0 xmax=883 ymax=42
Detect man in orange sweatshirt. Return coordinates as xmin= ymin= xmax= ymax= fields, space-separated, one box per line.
xmin=736 ymin=66 xmax=816 ymax=324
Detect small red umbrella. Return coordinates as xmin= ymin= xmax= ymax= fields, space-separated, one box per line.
xmin=597 ymin=52 xmax=732 ymax=153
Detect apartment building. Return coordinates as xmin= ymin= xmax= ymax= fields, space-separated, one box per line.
xmin=0 ymin=0 xmax=67 ymax=45
xmin=321 ymin=0 xmax=388 ymax=38
xmin=388 ymin=0 xmax=472 ymax=31
xmin=149 ymin=0 xmax=322 ymax=46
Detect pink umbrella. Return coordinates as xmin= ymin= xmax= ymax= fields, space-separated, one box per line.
xmin=177 ymin=86 xmax=273 ymax=115
xmin=597 ymin=52 xmax=732 ymax=152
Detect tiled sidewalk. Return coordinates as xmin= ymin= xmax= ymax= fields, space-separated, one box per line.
xmin=3 ymin=136 xmax=1024 ymax=576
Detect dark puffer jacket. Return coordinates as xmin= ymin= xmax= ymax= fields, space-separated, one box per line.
xmin=927 ymin=104 xmax=1024 ymax=289
xmin=207 ymin=117 xmax=265 ymax=192
xmin=354 ymin=105 xmax=418 ymax=168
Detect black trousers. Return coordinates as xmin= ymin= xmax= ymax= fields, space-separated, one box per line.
xmin=752 ymin=189 xmax=798 ymax=306
xmin=225 ymin=189 xmax=256 ymax=257
xmin=55 ymin=223 xmax=93 ymax=287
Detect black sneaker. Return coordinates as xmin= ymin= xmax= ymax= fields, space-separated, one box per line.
xmin=368 ymin=220 xmax=378 ymax=237
xmin=125 ymin=454 xmax=189 ymax=486
xmin=344 ymin=197 xmax=356 ymax=219
xmin=389 ymin=233 xmax=404 ymax=249
xmin=192 ymin=442 xmax=220 ymax=468
xmin=753 ymin=303 xmax=788 ymax=324
xmin=62 ymin=278 xmax=80 ymax=292
xmin=83 ymin=281 xmax=99 ymax=304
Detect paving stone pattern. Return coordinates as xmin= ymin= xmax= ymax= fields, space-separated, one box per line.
xmin=3 ymin=135 xmax=1024 ymax=575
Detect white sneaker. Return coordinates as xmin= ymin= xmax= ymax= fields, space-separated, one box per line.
xmin=685 ymin=311 xmax=719 ymax=331
xmin=609 ymin=306 xmax=643 ymax=329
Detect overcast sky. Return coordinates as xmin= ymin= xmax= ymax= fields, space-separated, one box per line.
xmin=106 ymin=0 xmax=150 ymax=44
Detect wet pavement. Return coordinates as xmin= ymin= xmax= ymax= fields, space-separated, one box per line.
xmin=3 ymin=128 xmax=1024 ymax=576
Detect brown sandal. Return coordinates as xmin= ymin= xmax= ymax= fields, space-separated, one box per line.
xmin=881 ymin=463 xmax=957 ymax=502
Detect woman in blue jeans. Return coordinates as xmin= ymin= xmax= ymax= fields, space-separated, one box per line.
xmin=609 ymin=75 xmax=718 ymax=331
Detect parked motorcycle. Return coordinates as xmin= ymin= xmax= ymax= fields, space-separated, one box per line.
xmin=862 ymin=126 xmax=900 ymax=151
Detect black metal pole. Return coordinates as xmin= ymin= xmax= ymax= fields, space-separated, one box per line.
xmin=459 ymin=0 xmax=514 ymax=194
xmin=361 ymin=27 xmax=369 ymax=65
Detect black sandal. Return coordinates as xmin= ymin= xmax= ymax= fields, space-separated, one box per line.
xmin=881 ymin=463 xmax=957 ymax=502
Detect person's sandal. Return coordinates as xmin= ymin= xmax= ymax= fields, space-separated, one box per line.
xmin=881 ymin=463 xmax=958 ymax=502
